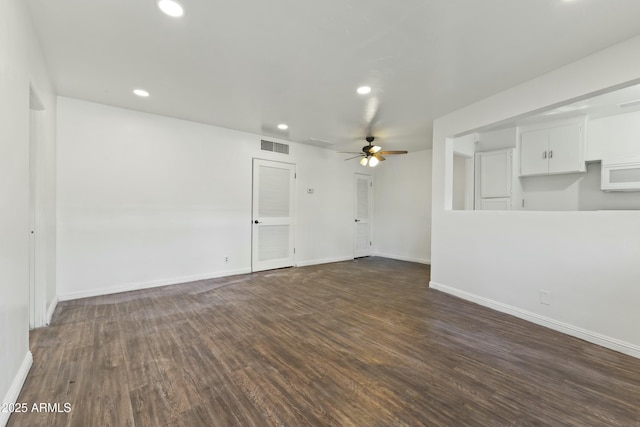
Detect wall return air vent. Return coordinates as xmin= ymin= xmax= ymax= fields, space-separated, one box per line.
xmin=261 ymin=140 xmax=289 ymax=154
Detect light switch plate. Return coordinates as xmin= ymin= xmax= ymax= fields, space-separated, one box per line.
xmin=540 ymin=290 xmax=551 ymax=305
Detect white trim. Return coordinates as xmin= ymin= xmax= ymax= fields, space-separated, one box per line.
xmin=0 ymin=352 xmax=33 ymax=427
xmin=429 ymin=281 xmax=640 ymax=360
xmin=46 ymin=296 xmax=58 ymax=325
xmin=58 ymin=268 xmax=252 ymax=301
xmin=373 ymin=252 xmax=431 ymax=265
xmin=296 ymin=256 xmax=354 ymax=267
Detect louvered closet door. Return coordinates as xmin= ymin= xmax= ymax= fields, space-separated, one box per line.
xmin=252 ymin=159 xmax=296 ymax=272
xmin=354 ymin=174 xmax=372 ymax=258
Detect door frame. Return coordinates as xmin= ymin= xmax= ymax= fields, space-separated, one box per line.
xmin=251 ymin=158 xmax=297 ymax=272
xmin=353 ymin=173 xmax=373 ymax=258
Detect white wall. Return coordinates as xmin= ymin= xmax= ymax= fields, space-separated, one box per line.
xmin=372 ymin=150 xmax=432 ymax=264
xmin=519 ymin=173 xmax=581 ymax=211
xmin=0 ymin=0 xmax=56 ymax=424
xmin=57 ymin=97 xmax=361 ymax=299
xmin=587 ymin=110 xmax=640 ymax=162
xmin=519 ymin=163 xmax=640 ymax=211
xmin=452 ymin=133 xmax=477 ymax=157
xmin=452 ymin=155 xmax=467 ymax=210
xmin=432 ymin=34 xmax=640 ymax=358
xmin=478 ymin=127 xmax=517 ymax=151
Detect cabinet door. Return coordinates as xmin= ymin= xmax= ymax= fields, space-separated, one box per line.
xmin=479 ymin=149 xmax=512 ymax=198
xmin=480 ymin=197 xmax=511 ymax=210
xmin=548 ymin=123 xmax=583 ymax=174
xmin=520 ymin=129 xmax=549 ymax=176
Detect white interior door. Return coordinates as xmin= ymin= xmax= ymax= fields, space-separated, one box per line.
xmin=354 ymin=174 xmax=372 ymax=258
xmin=252 ymin=159 xmax=296 ymax=272
xmin=29 ymin=110 xmax=37 ymax=329
xmin=29 ymin=89 xmax=46 ymax=329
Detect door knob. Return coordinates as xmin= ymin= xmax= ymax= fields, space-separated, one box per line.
xmin=254 ymin=220 xmax=262 ymax=224
xmin=354 ymin=219 xmax=360 ymax=222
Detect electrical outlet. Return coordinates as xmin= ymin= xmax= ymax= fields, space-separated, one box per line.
xmin=224 ymin=257 xmax=229 ymax=263
xmin=540 ymin=290 xmax=551 ymax=306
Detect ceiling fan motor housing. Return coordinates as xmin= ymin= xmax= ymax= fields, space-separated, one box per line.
xmin=363 ymin=136 xmax=376 ymax=154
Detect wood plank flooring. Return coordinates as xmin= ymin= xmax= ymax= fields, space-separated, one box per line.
xmin=8 ymin=257 xmax=640 ymax=426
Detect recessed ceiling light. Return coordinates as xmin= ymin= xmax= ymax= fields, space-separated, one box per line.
xmin=158 ymin=0 xmax=184 ymax=17
xmin=277 ymin=123 xmax=289 ymax=130
xmin=357 ymin=86 xmax=372 ymax=95
xmin=133 ymin=89 xmax=150 ymax=97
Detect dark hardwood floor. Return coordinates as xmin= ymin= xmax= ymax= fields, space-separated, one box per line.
xmin=9 ymin=257 xmax=640 ymax=426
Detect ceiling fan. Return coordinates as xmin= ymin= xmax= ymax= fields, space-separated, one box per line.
xmin=341 ymin=136 xmax=408 ymax=167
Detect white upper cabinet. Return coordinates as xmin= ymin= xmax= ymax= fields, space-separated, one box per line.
xmin=519 ymin=119 xmax=585 ymax=176
xmin=520 ymin=129 xmax=548 ymax=176
xmin=479 ymin=149 xmax=512 ymax=198
xmin=548 ymin=123 xmax=583 ymax=174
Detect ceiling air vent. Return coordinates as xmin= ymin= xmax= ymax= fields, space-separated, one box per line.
xmin=261 ymin=140 xmax=289 ymax=154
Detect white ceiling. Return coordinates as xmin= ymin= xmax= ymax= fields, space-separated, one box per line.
xmin=27 ymin=0 xmax=640 ymax=153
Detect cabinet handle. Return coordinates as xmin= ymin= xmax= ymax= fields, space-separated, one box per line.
xmin=542 ymin=151 xmax=547 ymax=159
xmin=549 ymin=150 xmax=553 ymax=159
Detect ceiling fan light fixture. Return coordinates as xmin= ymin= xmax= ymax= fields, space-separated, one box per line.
xmin=370 ymin=145 xmax=381 ymax=153
xmin=360 ymin=157 xmax=369 ymax=166
xmin=357 ymin=86 xmax=372 ymax=95
xmin=368 ymin=156 xmax=379 ymax=167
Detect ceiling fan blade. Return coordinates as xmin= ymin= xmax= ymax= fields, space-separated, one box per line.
xmin=344 ymin=155 xmax=364 ymax=161
xmin=379 ymin=150 xmax=408 ymax=155
xmin=338 ymin=152 xmax=363 ymax=154
xmin=374 ymin=154 xmax=386 ymax=161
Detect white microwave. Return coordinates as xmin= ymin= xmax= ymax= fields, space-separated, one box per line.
xmin=601 ymin=157 xmax=640 ymax=191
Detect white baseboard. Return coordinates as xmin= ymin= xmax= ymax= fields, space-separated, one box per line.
xmin=46 ymin=296 xmax=58 ymax=325
xmin=58 ymin=268 xmax=252 ymax=301
xmin=430 ymin=281 xmax=640 ymax=360
xmin=0 ymin=351 xmax=33 ymax=427
xmin=373 ymin=252 xmax=431 ymax=265
xmin=296 ymin=256 xmax=354 ymax=268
